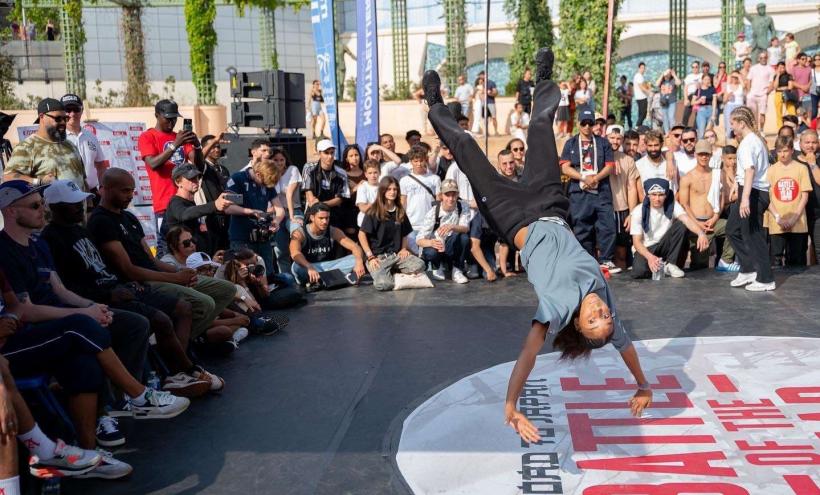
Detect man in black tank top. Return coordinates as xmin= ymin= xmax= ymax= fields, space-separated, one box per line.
xmin=289 ymin=203 xmax=366 ymax=286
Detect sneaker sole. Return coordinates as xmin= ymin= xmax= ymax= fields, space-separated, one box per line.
xmin=131 ymin=402 xmax=190 ymax=420
xmin=97 ymin=436 xmax=126 ymax=448
xmin=30 ymin=461 xmax=100 ymax=479
xmin=75 ymin=466 xmax=134 ymax=480
xmin=162 ymin=381 xmax=211 ymax=398
xmin=105 ymin=409 xmax=135 ymax=418
xmin=730 ymin=280 xmax=755 ymax=287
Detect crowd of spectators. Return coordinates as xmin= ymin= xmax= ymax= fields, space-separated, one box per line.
xmin=0 ymin=49 xmax=818 ymax=491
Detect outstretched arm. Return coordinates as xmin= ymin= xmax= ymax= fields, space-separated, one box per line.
xmin=619 ymin=344 xmax=653 ymax=416
xmin=504 ymin=322 xmax=548 ymax=443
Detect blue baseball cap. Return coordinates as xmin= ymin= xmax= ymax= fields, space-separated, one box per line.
xmin=0 ymin=180 xmax=49 ymax=209
xmin=578 ymin=109 xmax=595 ymax=123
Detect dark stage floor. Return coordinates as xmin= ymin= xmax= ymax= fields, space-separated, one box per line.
xmin=65 ymin=267 xmax=820 ymax=495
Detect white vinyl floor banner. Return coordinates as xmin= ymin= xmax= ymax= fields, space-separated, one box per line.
xmin=396 ymin=337 xmax=820 ymax=495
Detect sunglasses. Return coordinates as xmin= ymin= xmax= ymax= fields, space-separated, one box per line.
xmin=672 ymin=133 xmax=682 ymax=138
xmin=44 ymin=113 xmax=68 ymax=123
xmin=65 ymin=107 xmax=83 ymax=114
xmin=580 ymin=121 xmax=594 ymax=127
xmin=511 ymin=147 xmax=524 ymax=152
xmin=181 ymin=239 xmax=196 ymax=248
xmin=15 ymin=199 xmax=45 ymax=210
xmin=682 ymin=137 xmax=696 ymax=144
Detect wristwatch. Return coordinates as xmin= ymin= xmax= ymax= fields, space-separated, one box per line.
xmin=637 ymin=382 xmax=651 ymax=391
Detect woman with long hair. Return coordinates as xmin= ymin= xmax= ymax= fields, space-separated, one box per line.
xmin=270 ymin=148 xmax=304 ymax=277
xmin=722 ymin=71 xmax=746 ymax=136
xmin=573 ymin=78 xmax=593 ymax=116
xmin=308 ymin=80 xmax=326 ymax=139
xmin=338 ymin=144 xmax=364 ymax=237
xmin=422 ymin=49 xmax=652 ymax=444
xmin=358 ymin=176 xmax=425 ymax=291
xmin=655 ymin=68 xmax=681 ymax=133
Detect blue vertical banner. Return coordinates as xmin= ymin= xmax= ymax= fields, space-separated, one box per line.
xmin=355 ymin=0 xmax=379 ymax=152
xmin=310 ymin=0 xmax=348 ymax=157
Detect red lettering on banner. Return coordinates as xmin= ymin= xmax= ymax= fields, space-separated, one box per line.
xmin=583 ymin=483 xmax=749 ymax=495
xmin=707 ymin=399 xmax=774 ymax=408
xmin=722 ymin=420 xmax=793 ymax=431
xmin=708 ymin=374 xmax=739 ymax=393
xmin=560 ymin=375 xmax=682 ymax=391
xmin=746 ymin=453 xmax=820 ymax=465
xmin=716 ymin=409 xmax=786 ymax=420
xmin=736 ymin=440 xmax=814 ymax=451
xmin=567 ymin=413 xmax=715 ymax=452
xmin=567 ymin=392 xmax=692 ymax=410
xmin=799 ymin=412 xmax=820 ymax=421
xmin=576 ymin=451 xmax=736 ymax=477
xmin=784 ymin=475 xmax=820 ymax=495
xmin=777 ymin=387 xmax=820 ymax=403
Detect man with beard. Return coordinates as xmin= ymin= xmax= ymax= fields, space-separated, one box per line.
xmin=635 ymin=130 xmax=679 ymax=194
xmin=672 ymin=127 xmax=698 ymax=178
xmin=4 ymin=98 xmax=86 ymax=189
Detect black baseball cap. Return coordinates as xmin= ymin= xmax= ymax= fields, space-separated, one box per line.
xmin=155 ymin=99 xmax=182 ymax=119
xmin=34 ymin=98 xmax=64 ymax=123
xmin=172 ymin=163 xmax=201 ymax=181
xmin=60 ymin=94 xmax=83 ymax=109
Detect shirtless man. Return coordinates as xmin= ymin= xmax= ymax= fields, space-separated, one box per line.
xmin=678 ymin=140 xmax=735 ymax=270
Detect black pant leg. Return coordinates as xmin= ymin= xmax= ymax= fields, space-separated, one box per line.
xmin=637 ymin=99 xmax=647 ymax=126
xmin=784 ymin=233 xmax=808 ymax=266
xmin=810 ymin=216 xmax=820 ymax=263
xmin=727 ymin=192 xmax=753 ymax=272
xmin=770 ymin=233 xmax=786 ymax=264
xmin=519 ymin=80 xmax=563 ymax=189
xmin=654 ymin=220 xmax=689 ymax=267
xmin=746 ymin=189 xmax=774 ymax=283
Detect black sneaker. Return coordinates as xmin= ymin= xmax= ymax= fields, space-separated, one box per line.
xmin=252 ymin=313 xmax=290 ymax=336
xmin=95 ymin=416 xmax=125 ymax=448
xmin=422 ymin=70 xmax=443 ymax=106
xmin=535 ymin=47 xmax=555 ymax=82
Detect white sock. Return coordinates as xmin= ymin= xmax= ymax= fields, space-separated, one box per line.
xmin=0 ymin=476 xmax=21 ymax=495
xmin=129 ymin=387 xmax=149 ymax=406
xmin=17 ymin=424 xmax=57 ymax=461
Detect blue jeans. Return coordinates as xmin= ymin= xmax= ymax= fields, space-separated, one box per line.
xmin=231 ymin=240 xmax=275 ymax=276
xmin=421 ymin=232 xmax=470 ymax=271
xmin=568 ymin=190 xmax=616 ymax=263
xmin=662 ymin=102 xmax=677 ymax=134
xmin=696 ymin=106 xmax=713 ymax=138
xmin=273 ymin=209 xmax=304 ymax=276
xmin=291 ymin=255 xmax=357 ymax=285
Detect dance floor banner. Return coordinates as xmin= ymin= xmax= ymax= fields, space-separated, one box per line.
xmin=355 ymin=0 xmax=379 ymax=152
xmin=311 ymin=0 xmax=348 ymax=157
xmin=397 ymin=337 xmax=820 ymax=494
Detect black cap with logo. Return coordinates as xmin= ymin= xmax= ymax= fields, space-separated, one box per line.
xmin=60 ymin=94 xmax=83 ymax=109
xmin=155 ymin=99 xmax=182 ymax=119
xmin=34 ymin=98 xmax=64 ymax=124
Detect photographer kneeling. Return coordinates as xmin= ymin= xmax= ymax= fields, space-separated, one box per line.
xmin=224 ymin=157 xmax=286 ymax=277
xmin=289 ymin=203 xmax=366 ymax=288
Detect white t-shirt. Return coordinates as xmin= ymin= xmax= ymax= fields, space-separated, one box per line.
xmin=708 ymin=147 xmax=723 ymax=170
xmin=354 ymin=181 xmax=379 ymax=226
xmin=390 ymin=163 xmax=413 ymax=181
xmin=736 ymin=133 xmax=770 ymax=190
xmin=684 ymin=73 xmax=702 ymax=96
xmin=734 ymin=40 xmax=751 ymax=62
xmin=510 ymin=112 xmax=530 ymax=141
xmin=454 ymin=84 xmax=473 ymax=104
xmin=767 ymin=46 xmax=783 ymax=65
xmin=66 ymin=128 xmax=106 ymax=189
xmin=630 ymin=201 xmax=686 ymax=248
xmin=633 ymin=72 xmax=647 ymax=100
xmin=444 ymin=162 xmax=476 ymax=219
xmin=673 ymin=151 xmax=698 ymax=177
xmin=635 ymin=155 xmax=673 ymax=187
xmin=275 ymin=165 xmax=303 ymax=210
xmin=378 ymin=160 xmax=401 ymax=179
xmin=400 ymin=172 xmax=441 ymax=231
xmin=415 ymin=200 xmax=472 ymax=241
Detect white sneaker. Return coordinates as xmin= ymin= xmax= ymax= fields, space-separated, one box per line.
xmin=232 ymin=327 xmax=249 ymax=345
xmin=162 ymin=372 xmax=210 ymax=398
xmin=601 ymin=261 xmax=622 ymax=274
xmin=29 ymin=440 xmax=102 ymax=478
xmin=128 ymin=388 xmax=190 ymax=419
xmin=75 ymin=449 xmax=133 ymax=480
xmin=664 ymin=263 xmax=685 ymax=278
xmin=745 ymin=280 xmax=776 ymax=292
xmin=730 ymin=272 xmax=757 ymax=287
xmin=192 ymin=368 xmax=225 ymax=392
xmin=452 ymin=268 xmax=469 ymax=284
xmin=431 ymin=268 xmax=446 ymax=281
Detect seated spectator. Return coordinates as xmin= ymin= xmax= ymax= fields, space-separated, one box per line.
xmin=468 ymin=212 xmax=499 ymax=281
xmin=497 ymin=149 xmax=521 ymax=182
xmin=289 ymin=203 xmax=366 ymax=287
xmin=302 ymin=140 xmax=351 ymax=232
xmin=272 ymin=147 xmax=305 ymax=276
xmin=89 ymin=168 xmax=236 ymax=376
xmin=161 ymin=163 xmax=233 ymax=255
xmin=367 ymin=142 xmax=403 ymax=179
xmin=0 ymin=354 xmax=102 ymax=486
xmin=630 ymin=178 xmax=709 ymax=279
xmin=678 ymin=140 xmax=735 ymax=270
xmin=636 ymin=130 xmax=678 ymax=194
xmin=765 ymin=136 xmax=812 ymax=266
xmin=431 ymin=143 xmax=455 ymax=181
xmin=443 ymin=153 xmax=477 ymax=214
xmin=399 ymin=145 xmax=442 ymax=252
xmin=226 ymin=249 xmax=304 ymax=311
xmin=355 ymin=160 xmax=381 ymax=227
xmin=672 ymin=127 xmax=698 ymax=177
xmin=358 ymin=177 xmax=426 ymax=291
xmin=41 ymin=180 xmax=212 ymax=400
xmin=416 ymin=179 xmax=472 ymax=283
xmin=224 ymin=157 xmax=286 ymax=277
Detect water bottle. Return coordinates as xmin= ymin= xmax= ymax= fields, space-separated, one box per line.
xmin=147 ymin=371 xmax=161 ymax=391
xmin=652 ymin=260 xmax=665 ymax=281
xmin=41 ymin=478 xmax=61 ymax=495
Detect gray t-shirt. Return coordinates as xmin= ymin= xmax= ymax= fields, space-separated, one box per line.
xmin=519 ymin=219 xmax=631 ymax=352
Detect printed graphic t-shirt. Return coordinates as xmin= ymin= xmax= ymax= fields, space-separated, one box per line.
xmin=764 ymin=162 xmax=812 ymax=234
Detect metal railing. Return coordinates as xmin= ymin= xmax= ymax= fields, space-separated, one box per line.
xmin=0 ymin=40 xmax=65 ymax=82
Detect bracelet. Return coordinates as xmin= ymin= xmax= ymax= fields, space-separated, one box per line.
xmin=637 ymin=382 xmax=651 ymax=391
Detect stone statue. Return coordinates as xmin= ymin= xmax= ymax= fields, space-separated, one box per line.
xmin=745 ymin=3 xmax=776 ymax=59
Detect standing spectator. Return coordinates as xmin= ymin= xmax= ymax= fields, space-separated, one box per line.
xmin=733 ymin=32 xmax=751 ymax=69
xmin=10 ymin=21 xmax=19 ymax=40
xmin=739 ymin=57 xmax=753 ymax=82
xmin=774 ymin=62 xmax=797 ymax=128
xmin=573 ymin=78 xmax=593 ymax=116
xmin=767 ymin=37 xmax=783 ymax=68
xmin=4 ymin=98 xmax=85 ymax=189
xmin=694 ymin=73 xmax=718 ymax=138
xmin=635 ymin=130 xmax=677 ymax=191
xmin=510 ymin=102 xmax=530 ymax=142
xmin=416 ymin=179 xmax=471 ymax=283
xmin=726 ymin=106 xmax=774 ymax=291
xmin=582 ymin=70 xmax=597 ymax=112
xmin=242 ymin=139 xmax=272 ymax=170
xmin=480 ymin=71 xmax=500 ymax=136
xmin=790 ymin=53 xmax=813 ymax=118
xmin=782 ymin=33 xmax=800 ymax=74
xmin=224 ymin=158 xmax=286 ymax=276
xmin=454 ymin=74 xmax=473 ymax=118
xmin=308 ymin=80 xmax=326 ymax=139
xmin=355 ymin=160 xmax=381 ymax=227
xmin=199 ymin=134 xmax=231 ymax=251
xmin=399 ymin=146 xmax=442 ymax=251
xmin=682 ymin=61 xmax=703 ymax=126
xmin=746 ymin=52 xmax=775 ymax=130
xmin=271 ymin=147 xmax=304 ymax=275
xmin=722 ymin=71 xmax=746 ymax=136
xmin=714 ymin=62 xmax=728 ymax=99
xmin=765 ymin=136 xmax=811 ymax=266
xmin=656 ymin=68 xmax=681 ymax=133
xmin=560 ymin=108 xmax=620 ymax=274
xmin=61 ymin=92 xmax=107 ymax=194
xmin=289 ymin=203 xmax=365 ymax=287
xmin=607 ymin=126 xmax=640 ymax=269
xmin=137 ymin=99 xmax=202 ymax=236
xmin=358 ymin=177 xmax=426 ymax=291
xmin=471 ymin=75 xmax=485 ymax=135
xmin=302 ymin=139 xmax=351 ymax=231
xmin=366 ymin=142 xmax=402 ymax=178
xmin=515 ymin=69 xmax=535 ymax=114
xmin=557 ymin=81 xmax=572 ymax=137
xmin=616 ymin=75 xmax=633 ymax=129
xmin=795 ymin=130 xmax=819 ymax=262
xmin=673 ymin=127 xmax=699 ymax=178
xmin=25 ymin=21 xmax=35 ymax=41
xmin=46 ymin=19 xmax=55 ymax=40
xmin=811 ymin=54 xmax=820 ymax=120
xmin=633 ymin=62 xmax=650 ymax=127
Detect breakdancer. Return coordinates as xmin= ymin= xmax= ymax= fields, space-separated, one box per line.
xmin=422 ymin=49 xmax=652 ymax=444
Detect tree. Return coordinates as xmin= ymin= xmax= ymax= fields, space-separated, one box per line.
xmin=504 ymin=0 xmax=553 ymax=92
xmin=184 ymin=0 xmax=217 ymax=104
xmin=442 ymin=0 xmax=466 ymax=90
xmin=556 ymin=0 xmax=623 ymax=113
xmin=107 ymin=0 xmax=151 ymax=107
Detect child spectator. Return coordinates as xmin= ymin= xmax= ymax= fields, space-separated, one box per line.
xmin=765 ymin=136 xmax=812 ymax=266
xmin=355 ymin=160 xmax=381 ymax=227
xmin=399 ymin=145 xmax=442 ymax=252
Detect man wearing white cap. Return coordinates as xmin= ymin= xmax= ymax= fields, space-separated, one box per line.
xmin=301 ymin=139 xmax=350 ymax=230
xmin=606 ymin=125 xmax=640 ymax=269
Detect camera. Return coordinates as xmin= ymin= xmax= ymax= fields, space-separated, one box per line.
xmin=248 ymin=214 xmax=274 ymax=243
xmin=249 ymin=264 xmax=266 ymax=277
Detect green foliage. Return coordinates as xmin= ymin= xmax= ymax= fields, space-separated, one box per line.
xmin=63 ymin=0 xmax=85 ymax=45
xmin=0 ymin=46 xmax=20 ymax=108
xmin=7 ymin=2 xmax=60 ymax=41
xmin=504 ymin=0 xmax=554 ymax=87
xmin=556 ymin=0 xmax=624 ymax=114
xmin=184 ymin=0 xmax=217 ymax=104
xmin=442 ymin=0 xmax=466 ymax=89
xmin=344 ymin=77 xmax=356 ymax=101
